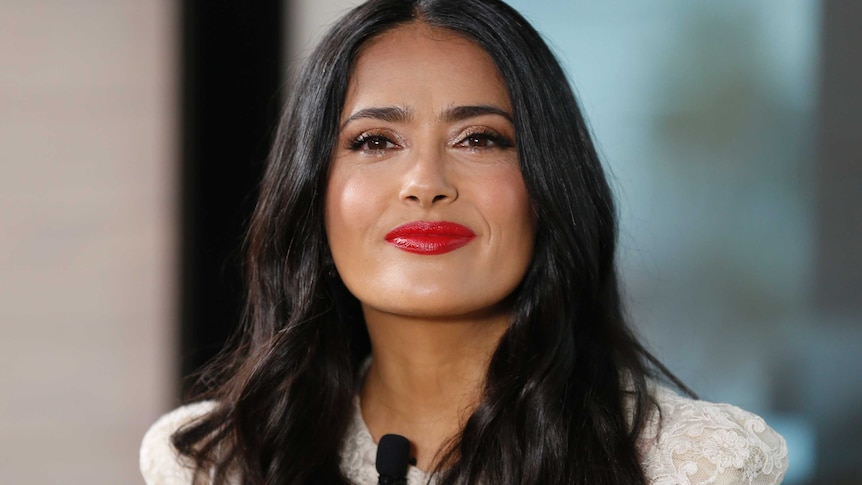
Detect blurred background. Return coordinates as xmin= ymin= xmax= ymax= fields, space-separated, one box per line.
xmin=0 ymin=0 xmax=858 ymax=483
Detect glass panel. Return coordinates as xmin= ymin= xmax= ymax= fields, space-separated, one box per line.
xmin=506 ymin=1 xmax=819 ymax=482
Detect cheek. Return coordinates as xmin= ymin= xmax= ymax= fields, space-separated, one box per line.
xmin=497 ymin=174 xmax=536 ymax=284
xmin=468 ymin=166 xmax=536 ymax=291
xmin=480 ymin=168 xmax=535 ymax=236
xmin=324 ymin=168 xmax=384 ymax=263
xmin=325 ymin=172 xmax=353 ymax=234
xmin=325 ymin=173 xmax=356 ymax=252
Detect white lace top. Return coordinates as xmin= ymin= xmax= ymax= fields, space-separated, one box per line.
xmin=140 ymin=386 xmax=788 ymax=484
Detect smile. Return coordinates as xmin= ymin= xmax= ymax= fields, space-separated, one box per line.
xmin=385 ymin=221 xmax=476 ymax=255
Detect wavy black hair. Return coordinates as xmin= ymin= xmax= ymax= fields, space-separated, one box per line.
xmin=173 ymin=0 xmax=689 ymax=483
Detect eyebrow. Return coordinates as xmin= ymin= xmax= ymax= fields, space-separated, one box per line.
xmin=340 ymin=104 xmax=513 ymax=130
xmin=341 ymin=106 xmax=412 ymax=130
xmin=441 ymin=105 xmax=513 ymax=123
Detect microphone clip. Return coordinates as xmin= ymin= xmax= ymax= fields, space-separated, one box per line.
xmin=376 ymin=434 xmax=412 ymax=485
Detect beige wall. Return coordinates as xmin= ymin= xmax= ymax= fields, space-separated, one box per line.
xmin=0 ymin=1 xmax=176 ymax=482
xmin=287 ymin=0 xmax=360 ymax=68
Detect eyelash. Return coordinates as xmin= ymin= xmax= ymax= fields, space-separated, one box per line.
xmin=348 ymin=131 xmax=397 ymax=151
xmin=346 ymin=129 xmax=514 ymax=152
xmin=456 ymin=129 xmax=514 ymax=150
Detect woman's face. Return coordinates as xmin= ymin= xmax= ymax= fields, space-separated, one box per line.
xmin=325 ymin=23 xmax=536 ymax=320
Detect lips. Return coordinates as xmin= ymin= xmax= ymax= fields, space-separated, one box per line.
xmin=385 ymin=221 xmax=476 ymax=255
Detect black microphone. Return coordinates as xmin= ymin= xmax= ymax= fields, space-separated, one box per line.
xmin=376 ymin=434 xmax=411 ymax=485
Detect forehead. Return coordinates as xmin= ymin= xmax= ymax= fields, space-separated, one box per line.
xmin=343 ymin=23 xmax=511 ymax=115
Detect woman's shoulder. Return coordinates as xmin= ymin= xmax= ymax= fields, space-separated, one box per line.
xmin=639 ymin=384 xmax=789 ymax=484
xmin=140 ymin=400 xmax=217 ymax=485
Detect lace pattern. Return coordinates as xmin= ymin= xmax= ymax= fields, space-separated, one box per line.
xmin=339 ymin=397 xmax=432 ymax=484
xmin=141 ymin=386 xmax=788 ymax=484
xmin=638 ymin=386 xmax=788 ymax=484
xmin=140 ymin=401 xmax=215 ymax=485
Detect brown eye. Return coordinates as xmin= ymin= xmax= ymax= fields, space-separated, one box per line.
xmin=364 ymin=136 xmax=390 ymax=150
xmin=456 ymin=131 xmax=513 ymax=150
xmin=350 ymin=134 xmax=396 ymax=151
xmin=466 ymin=135 xmax=491 ymax=148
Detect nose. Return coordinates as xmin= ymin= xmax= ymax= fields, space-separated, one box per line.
xmin=398 ymin=146 xmax=458 ymax=207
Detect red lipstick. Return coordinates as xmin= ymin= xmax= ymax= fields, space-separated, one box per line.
xmin=385 ymin=221 xmax=476 ymax=255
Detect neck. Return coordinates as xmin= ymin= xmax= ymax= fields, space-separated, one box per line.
xmin=359 ymin=307 xmax=509 ymax=471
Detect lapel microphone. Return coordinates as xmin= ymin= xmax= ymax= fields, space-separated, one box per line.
xmin=376 ymin=434 xmax=411 ymax=485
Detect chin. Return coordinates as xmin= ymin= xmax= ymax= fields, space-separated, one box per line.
xmin=375 ymin=294 xmax=514 ymax=321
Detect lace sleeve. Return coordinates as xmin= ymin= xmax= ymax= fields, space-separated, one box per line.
xmin=639 ymin=387 xmax=789 ymax=485
xmin=140 ymin=401 xmax=216 ymax=485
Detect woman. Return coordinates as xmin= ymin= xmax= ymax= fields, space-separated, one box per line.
xmin=141 ymin=0 xmax=788 ymax=483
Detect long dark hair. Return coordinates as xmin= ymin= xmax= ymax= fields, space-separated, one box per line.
xmin=174 ymin=0 xmax=688 ymax=483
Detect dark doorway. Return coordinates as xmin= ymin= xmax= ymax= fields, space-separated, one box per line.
xmin=179 ymin=0 xmax=284 ymax=394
